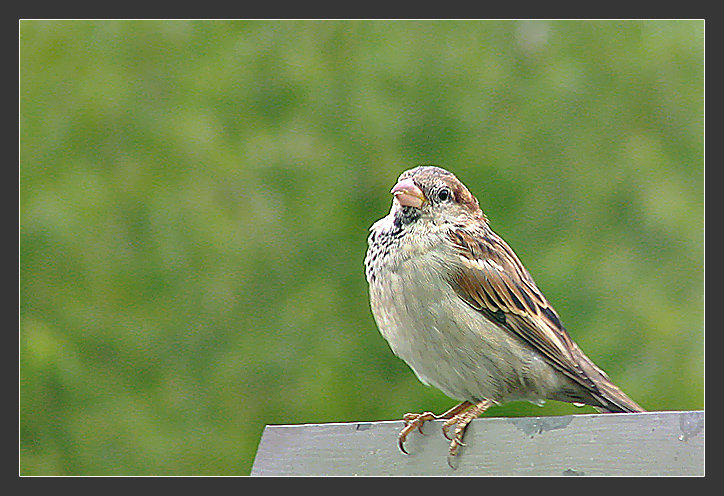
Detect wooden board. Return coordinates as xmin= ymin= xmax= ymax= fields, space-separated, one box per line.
xmin=251 ymin=410 xmax=704 ymax=476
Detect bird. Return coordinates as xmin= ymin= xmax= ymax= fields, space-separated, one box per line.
xmin=364 ymin=165 xmax=644 ymax=461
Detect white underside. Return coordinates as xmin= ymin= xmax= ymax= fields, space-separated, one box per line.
xmin=367 ymin=213 xmax=570 ymax=404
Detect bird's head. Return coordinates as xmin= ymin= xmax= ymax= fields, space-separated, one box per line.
xmin=390 ymin=165 xmax=485 ymax=225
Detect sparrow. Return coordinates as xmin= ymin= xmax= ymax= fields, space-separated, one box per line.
xmin=364 ymin=165 xmax=644 ymax=461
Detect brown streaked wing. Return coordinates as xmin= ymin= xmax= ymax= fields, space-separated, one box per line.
xmin=447 ymin=228 xmax=598 ymax=393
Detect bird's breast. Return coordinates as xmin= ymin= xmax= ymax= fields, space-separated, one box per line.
xmin=366 ymin=224 xmax=565 ymax=403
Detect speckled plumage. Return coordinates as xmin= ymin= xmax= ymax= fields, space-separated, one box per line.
xmin=364 ymin=166 xmax=643 ymax=458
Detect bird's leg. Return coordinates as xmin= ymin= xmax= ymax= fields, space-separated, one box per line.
xmin=398 ymin=401 xmax=472 ymax=454
xmin=442 ymin=398 xmax=493 ymax=458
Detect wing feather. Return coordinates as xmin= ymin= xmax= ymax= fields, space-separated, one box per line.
xmin=448 ymin=228 xmax=599 ymax=393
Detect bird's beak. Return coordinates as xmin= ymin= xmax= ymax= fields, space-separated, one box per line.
xmin=391 ymin=178 xmax=426 ymax=209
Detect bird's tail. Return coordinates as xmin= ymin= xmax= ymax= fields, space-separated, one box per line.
xmin=592 ymin=377 xmax=645 ymax=413
xmin=573 ymin=346 xmax=645 ymax=413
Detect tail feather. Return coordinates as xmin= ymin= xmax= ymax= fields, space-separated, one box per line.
xmin=572 ymin=346 xmax=644 ymax=413
xmin=592 ymin=379 xmax=645 ymax=413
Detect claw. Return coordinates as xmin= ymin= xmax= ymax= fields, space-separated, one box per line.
xmin=442 ymin=421 xmax=452 ymax=440
xmin=442 ymin=414 xmax=463 ymax=441
xmin=446 ymin=418 xmax=468 ymax=458
xmin=397 ymin=411 xmax=437 ymax=455
xmin=448 ymin=435 xmax=467 ymax=456
xmin=398 ymin=436 xmax=409 ymax=455
xmin=446 ymin=432 xmax=467 ymax=470
xmin=447 ymin=440 xmax=466 ymax=469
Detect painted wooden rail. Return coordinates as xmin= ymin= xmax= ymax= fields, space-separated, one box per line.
xmin=251 ymin=410 xmax=704 ymax=476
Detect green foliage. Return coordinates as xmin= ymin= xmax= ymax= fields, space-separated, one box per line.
xmin=20 ymin=20 xmax=704 ymax=475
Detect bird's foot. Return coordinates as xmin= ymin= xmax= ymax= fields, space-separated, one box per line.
xmin=441 ymin=399 xmax=493 ymax=462
xmin=398 ymin=411 xmax=439 ymax=454
xmin=397 ymin=401 xmax=473 ymax=455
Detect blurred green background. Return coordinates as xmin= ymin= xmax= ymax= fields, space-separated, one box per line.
xmin=20 ymin=20 xmax=704 ymax=475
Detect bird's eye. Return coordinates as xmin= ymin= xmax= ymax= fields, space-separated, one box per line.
xmin=436 ymin=187 xmax=452 ymax=202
